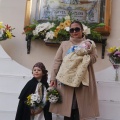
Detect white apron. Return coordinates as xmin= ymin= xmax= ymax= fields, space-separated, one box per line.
xmin=31 ymin=81 xmax=47 ymax=120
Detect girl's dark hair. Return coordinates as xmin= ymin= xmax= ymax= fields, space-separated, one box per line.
xmin=32 ymin=62 xmax=48 ymax=87
xmin=70 ymin=20 xmax=84 ymax=30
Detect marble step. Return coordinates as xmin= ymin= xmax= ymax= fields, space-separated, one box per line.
xmin=99 ymin=100 xmax=120 ymax=120
xmin=0 ymin=111 xmax=64 ymax=120
xmin=0 ymin=111 xmax=16 ymax=120
xmin=0 ymin=111 xmax=117 ymax=120
xmin=1 ymin=74 xmax=120 ymax=102
xmin=0 ymin=92 xmax=18 ymax=111
xmin=0 ymin=113 xmax=116 ymax=120
xmin=97 ymin=80 xmax=120 ymax=101
xmin=95 ymin=66 xmax=119 ymax=83
xmin=88 ymin=118 xmax=113 ymax=120
xmin=0 ymin=90 xmax=119 ymax=120
xmin=0 ymin=90 xmax=120 ymax=120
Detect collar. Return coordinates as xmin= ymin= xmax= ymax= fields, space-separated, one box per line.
xmin=69 ymin=37 xmax=85 ymax=45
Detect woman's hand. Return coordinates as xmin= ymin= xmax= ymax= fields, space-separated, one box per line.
xmin=50 ymin=80 xmax=57 ymax=87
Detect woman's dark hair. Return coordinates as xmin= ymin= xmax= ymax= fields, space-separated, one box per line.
xmin=70 ymin=20 xmax=84 ymax=37
xmin=70 ymin=20 xmax=84 ymax=30
xmin=32 ymin=62 xmax=48 ymax=87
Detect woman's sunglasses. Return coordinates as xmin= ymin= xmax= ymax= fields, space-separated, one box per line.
xmin=70 ymin=27 xmax=81 ymax=33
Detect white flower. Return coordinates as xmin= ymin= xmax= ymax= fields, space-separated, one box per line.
xmin=35 ymin=23 xmax=46 ymax=32
xmin=64 ymin=16 xmax=70 ymax=20
xmin=44 ymin=31 xmax=54 ymax=41
xmin=47 ymin=23 xmax=55 ymax=30
xmin=36 ymin=22 xmax=50 ymax=32
xmin=82 ymin=24 xmax=91 ymax=35
xmin=33 ymin=22 xmax=55 ymax=36
xmin=47 ymin=87 xmax=55 ymax=92
xmin=31 ymin=94 xmax=39 ymax=101
xmin=36 ymin=95 xmax=41 ymax=103
xmin=48 ymin=94 xmax=59 ymax=103
xmin=30 ymin=101 xmax=35 ymax=107
xmin=64 ymin=27 xmax=70 ymax=31
xmin=33 ymin=30 xmax=38 ymax=35
xmin=0 ymin=29 xmax=3 ymax=37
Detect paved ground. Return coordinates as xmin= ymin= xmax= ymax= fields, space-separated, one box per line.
xmin=52 ymin=114 xmax=64 ymax=120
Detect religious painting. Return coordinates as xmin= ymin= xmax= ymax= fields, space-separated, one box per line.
xmin=34 ymin=0 xmax=101 ymax=23
xmin=24 ymin=0 xmax=111 ymax=35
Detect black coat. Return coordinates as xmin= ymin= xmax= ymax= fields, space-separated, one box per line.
xmin=15 ymin=77 xmax=52 ymax=120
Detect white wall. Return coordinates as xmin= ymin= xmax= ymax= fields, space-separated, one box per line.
xmin=0 ymin=0 xmax=58 ymax=73
xmin=0 ymin=0 xmax=120 ymax=75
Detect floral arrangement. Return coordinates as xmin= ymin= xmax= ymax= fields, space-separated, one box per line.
xmin=26 ymin=93 xmax=44 ymax=108
xmin=46 ymin=87 xmax=62 ymax=103
xmin=23 ymin=15 xmax=104 ymax=43
xmin=107 ymin=46 xmax=120 ymax=81
xmin=0 ymin=22 xmax=15 ymax=41
xmin=82 ymin=22 xmax=105 ymax=40
xmin=107 ymin=46 xmax=120 ymax=65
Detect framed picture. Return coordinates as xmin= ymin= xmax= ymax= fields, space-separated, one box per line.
xmin=24 ymin=0 xmax=111 ymax=35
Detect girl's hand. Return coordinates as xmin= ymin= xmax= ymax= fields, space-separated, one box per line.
xmin=31 ymin=109 xmax=35 ymax=115
xmin=31 ymin=107 xmax=43 ymax=115
xmin=34 ymin=107 xmax=43 ymax=115
xmin=50 ymin=80 xmax=57 ymax=87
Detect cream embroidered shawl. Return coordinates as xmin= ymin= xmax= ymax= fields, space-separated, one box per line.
xmin=56 ymin=41 xmax=95 ymax=87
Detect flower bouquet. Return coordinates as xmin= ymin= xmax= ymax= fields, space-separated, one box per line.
xmin=26 ymin=93 xmax=44 ymax=109
xmin=25 ymin=93 xmax=44 ymax=120
xmin=107 ymin=46 xmax=120 ymax=81
xmin=46 ymin=87 xmax=62 ymax=103
xmin=0 ymin=22 xmax=15 ymax=41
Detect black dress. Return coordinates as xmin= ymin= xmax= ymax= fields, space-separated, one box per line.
xmin=15 ymin=77 xmax=52 ymax=120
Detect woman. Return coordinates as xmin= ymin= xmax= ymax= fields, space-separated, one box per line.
xmin=49 ymin=21 xmax=99 ymax=120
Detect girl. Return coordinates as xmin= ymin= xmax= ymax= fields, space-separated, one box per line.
xmin=15 ymin=62 xmax=52 ymax=120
